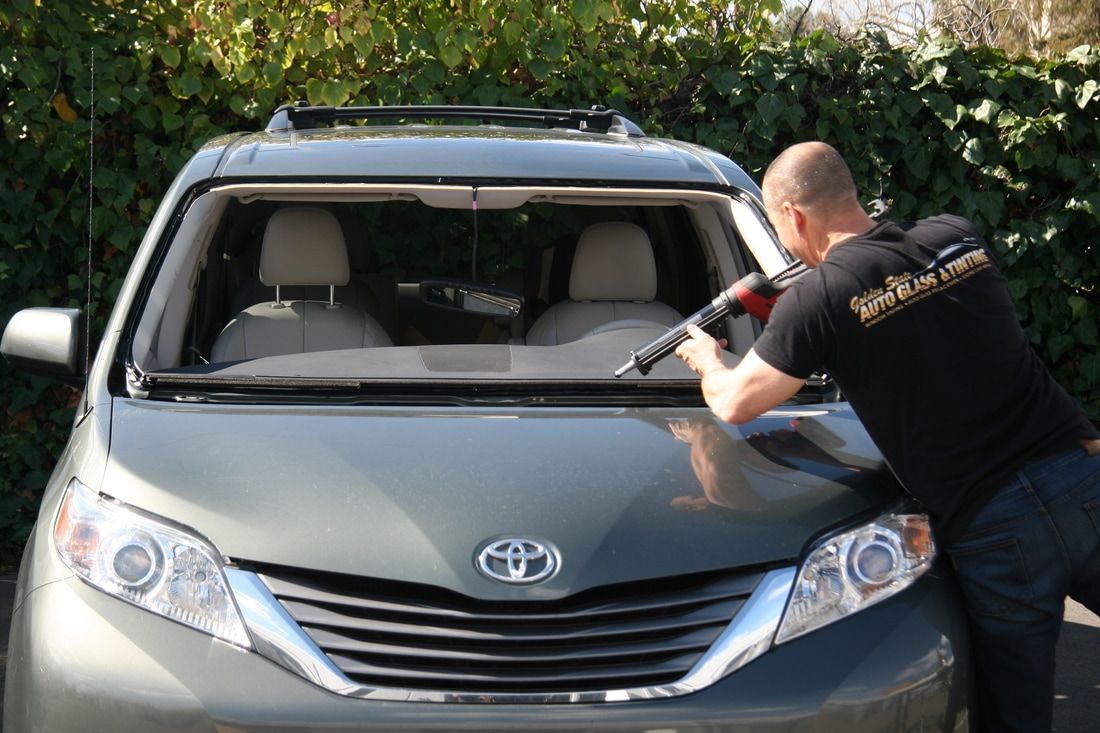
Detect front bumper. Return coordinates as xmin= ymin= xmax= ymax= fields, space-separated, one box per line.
xmin=3 ymin=565 xmax=970 ymax=733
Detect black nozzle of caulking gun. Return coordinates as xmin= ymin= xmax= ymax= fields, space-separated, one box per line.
xmin=614 ymin=262 xmax=808 ymax=378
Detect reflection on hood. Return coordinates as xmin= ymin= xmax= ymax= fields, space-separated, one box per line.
xmin=668 ymin=412 xmax=882 ymax=513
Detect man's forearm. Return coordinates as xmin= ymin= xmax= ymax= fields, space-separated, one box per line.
xmin=699 ymin=350 xmax=806 ymax=425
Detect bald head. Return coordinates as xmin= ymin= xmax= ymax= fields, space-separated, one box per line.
xmin=760 ymin=142 xmax=876 ymax=265
xmin=762 ymin=141 xmax=859 ymax=214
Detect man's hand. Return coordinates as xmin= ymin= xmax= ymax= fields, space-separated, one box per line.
xmin=675 ymin=329 xmax=807 ymax=424
xmin=675 ymin=324 xmax=727 ymax=377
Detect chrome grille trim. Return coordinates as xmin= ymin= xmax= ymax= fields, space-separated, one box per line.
xmin=226 ymin=566 xmax=796 ymax=704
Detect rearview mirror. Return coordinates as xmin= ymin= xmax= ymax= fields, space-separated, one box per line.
xmin=419 ymin=279 xmax=522 ymax=319
xmin=1 ymin=307 xmax=86 ymax=384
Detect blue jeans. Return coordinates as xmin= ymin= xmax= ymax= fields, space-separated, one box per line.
xmin=944 ymin=445 xmax=1100 ymax=733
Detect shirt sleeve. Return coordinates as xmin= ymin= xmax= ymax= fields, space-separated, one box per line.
xmin=751 ymin=277 xmax=833 ymax=380
xmin=916 ymin=214 xmax=1003 ymax=271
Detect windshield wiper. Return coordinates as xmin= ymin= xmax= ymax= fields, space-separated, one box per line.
xmin=141 ymin=376 xmax=705 ymax=407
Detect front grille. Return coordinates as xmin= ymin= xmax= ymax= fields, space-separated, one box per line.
xmin=254 ymin=565 xmax=765 ymax=694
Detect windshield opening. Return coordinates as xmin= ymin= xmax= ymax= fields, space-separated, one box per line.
xmin=127 ymin=186 xmax=779 ymax=398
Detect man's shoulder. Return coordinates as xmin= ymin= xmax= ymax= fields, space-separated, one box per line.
xmin=909 ymin=214 xmax=983 ymax=244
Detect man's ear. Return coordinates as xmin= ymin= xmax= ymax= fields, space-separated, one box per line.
xmin=785 ymin=202 xmax=807 ymax=235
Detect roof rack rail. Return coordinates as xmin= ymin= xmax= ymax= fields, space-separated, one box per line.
xmin=264 ymin=102 xmax=645 ymax=137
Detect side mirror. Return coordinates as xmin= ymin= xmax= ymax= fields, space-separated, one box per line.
xmin=1 ymin=307 xmax=87 ymax=385
xmin=419 ymin=279 xmax=522 ymax=319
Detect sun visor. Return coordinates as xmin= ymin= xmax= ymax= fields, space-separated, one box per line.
xmin=214 ymin=184 xmax=474 ymax=209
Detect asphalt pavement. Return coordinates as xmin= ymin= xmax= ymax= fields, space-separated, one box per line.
xmin=0 ymin=574 xmax=1096 ymax=728
xmin=1054 ymin=599 xmax=1100 ymax=731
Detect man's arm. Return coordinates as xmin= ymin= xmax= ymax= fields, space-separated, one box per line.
xmin=675 ymin=324 xmax=806 ymax=424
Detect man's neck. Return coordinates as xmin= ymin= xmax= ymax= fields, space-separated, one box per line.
xmin=822 ymin=213 xmax=878 ymax=256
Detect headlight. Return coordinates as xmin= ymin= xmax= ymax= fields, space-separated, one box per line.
xmin=53 ymin=478 xmax=251 ymax=648
xmin=774 ymin=510 xmax=935 ymax=644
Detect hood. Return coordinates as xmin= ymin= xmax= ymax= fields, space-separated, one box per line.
xmin=101 ymin=399 xmax=900 ymax=600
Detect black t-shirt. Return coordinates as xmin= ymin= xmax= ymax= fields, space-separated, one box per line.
xmin=753 ymin=214 xmax=1099 ymax=542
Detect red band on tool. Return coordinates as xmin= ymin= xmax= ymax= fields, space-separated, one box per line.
xmin=733 ymin=282 xmax=779 ymax=324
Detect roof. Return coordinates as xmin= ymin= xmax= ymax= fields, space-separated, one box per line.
xmin=206 ymin=125 xmax=760 ymax=191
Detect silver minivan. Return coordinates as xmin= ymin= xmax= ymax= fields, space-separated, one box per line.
xmin=2 ymin=105 xmax=972 ymax=732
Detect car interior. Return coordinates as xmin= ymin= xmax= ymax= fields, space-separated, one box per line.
xmin=128 ymin=185 xmax=789 ymax=383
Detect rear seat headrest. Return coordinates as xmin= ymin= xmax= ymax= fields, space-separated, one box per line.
xmin=569 ymin=222 xmax=657 ymax=302
xmin=260 ymin=207 xmax=350 ymax=287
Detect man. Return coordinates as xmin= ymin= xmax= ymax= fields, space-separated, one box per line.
xmin=675 ymin=141 xmax=1100 ymax=733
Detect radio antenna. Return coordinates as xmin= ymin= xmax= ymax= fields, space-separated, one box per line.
xmin=85 ymin=48 xmax=95 ymax=377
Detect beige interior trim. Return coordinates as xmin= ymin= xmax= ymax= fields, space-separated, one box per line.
xmin=214 ymin=184 xmax=736 ymax=211
xmin=219 ymin=184 xmax=474 ymax=209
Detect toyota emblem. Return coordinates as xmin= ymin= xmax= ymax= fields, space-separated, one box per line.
xmin=476 ymin=538 xmax=559 ymax=585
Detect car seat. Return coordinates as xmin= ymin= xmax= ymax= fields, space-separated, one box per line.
xmin=524 ymin=222 xmax=682 ymax=345
xmin=211 ymin=207 xmax=393 ymax=362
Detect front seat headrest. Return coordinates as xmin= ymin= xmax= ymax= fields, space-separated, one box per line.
xmin=259 ymin=207 xmax=350 ymax=288
xmin=569 ymin=222 xmax=657 ymax=302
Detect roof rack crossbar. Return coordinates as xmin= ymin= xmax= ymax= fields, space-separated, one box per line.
xmin=265 ymin=103 xmax=645 ymax=137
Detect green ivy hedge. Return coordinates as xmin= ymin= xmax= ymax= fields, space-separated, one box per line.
xmin=1 ymin=0 xmax=1097 ymax=564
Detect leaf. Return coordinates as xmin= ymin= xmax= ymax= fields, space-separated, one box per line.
xmin=783 ymin=102 xmax=805 ymax=131
xmin=973 ymin=191 xmax=1003 ymax=226
xmin=541 ymin=38 xmax=566 ymax=59
xmin=409 ymin=73 xmax=431 ymax=97
xmin=1054 ymin=154 xmax=1082 ymax=181
xmin=962 ymin=137 xmax=984 ymax=165
xmin=158 ymin=44 xmax=181 ymax=68
xmin=321 ymin=80 xmax=347 ymax=107
xmin=455 ymin=28 xmax=478 ymax=54
xmin=1053 ymin=78 xmax=1074 ymax=105
xmin=1065 ymin=44 xmax=1095 ymax=61
xmin=180 ymin=72 xmax=202 ymax=96
xmin=194 ymin=78 xmax=213 ymax=105
xmin=1033 ymin=140 xmax=1057 ymax=168
xmin=305 ymin=78 xmax=324 ymax=106
xmin=1068 ymin=295 xmax=1088 ymax=321
xmin=754 ymin=93 xmax=784 ymax=126
xmin=503 ymin=20 xmax=522 ymax=46
xmin=1066 ymin=193 xmax=1100 ymax=216
xmin=983 ymin=77 xmax=1008 ymax=99
xmin=1042 ymin=334 xmax=1069 ymax=363
xmin=421 ymin=60 xmax=445 ymax=85
xmin=970 ymin=98 xmax=1000 ymax=124
xmin=1014 ymin=146 xmax=1035 ymax=170
xmin=529 ymin=58 xmax=551 ymax=80
xmin=750 ymin=54 xmax=777 ymax=91
xmin=705 ymin=66 xmax=738 ymax=96
xmin=438 ymin=44 xmax=463 ymax=69
xmin=1076 ymin=79 xmax=1099 ymax=109
xmin=262 ymin=61 xmax=283 ymax=86
xmin=474 ymin=84 xmax=499 ymax=106
xmin=161 ymin=111 xmax=184 ymax=131
xmin=50 ymin=93 xmax=79 ymax=123
xmin=946 ymin=103 xmax=966 ymax=129
xmin=1007 ymin=279 xmax=1029 ymax=300
xmin=352 ymin=33 xmax=374 ymax=58
xmin=133 ymin=105 xmax=158 ymax=130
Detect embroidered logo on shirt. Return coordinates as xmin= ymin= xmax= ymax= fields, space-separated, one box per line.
xmin=849 ymin=242 xmax=992 ymax=326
